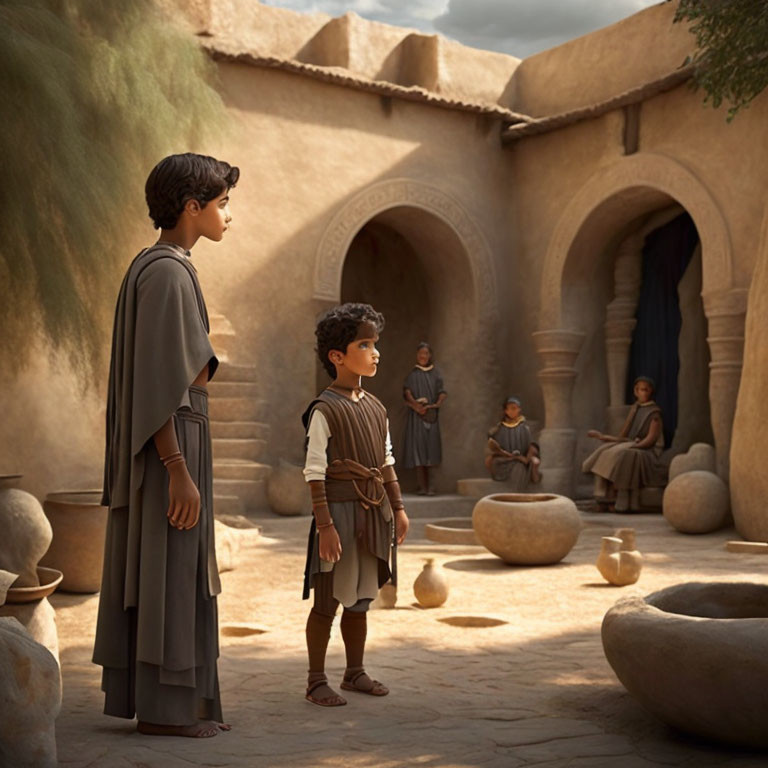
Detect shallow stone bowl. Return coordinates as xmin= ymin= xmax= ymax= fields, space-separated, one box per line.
xmin=5 ymin=567 xmax=63 ymax=604
xmin=424 ymin=518 xmax=480 ymax=545
xmin=602 ymin=582 xmax=768 ymax=749
xmin=472 ymin=493 xmax=581 ymax=565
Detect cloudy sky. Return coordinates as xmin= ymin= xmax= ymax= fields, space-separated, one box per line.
xmin=261 ymin=0 xmax=663 ymax=59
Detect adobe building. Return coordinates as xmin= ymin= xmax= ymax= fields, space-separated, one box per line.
xmin=4 ymin=0 xmax=767 ymax=524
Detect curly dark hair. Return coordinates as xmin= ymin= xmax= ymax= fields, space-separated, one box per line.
xmin=145 ymin=153 xmax=240 ymax=230
xmin=315 ymin=302 xmax=385 ymax=378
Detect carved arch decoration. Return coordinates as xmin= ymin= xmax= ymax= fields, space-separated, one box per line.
xmin=540 ymin=152 xmax=733 ymax=329
xmin=313 ymin=178 xmax=499 ymax=325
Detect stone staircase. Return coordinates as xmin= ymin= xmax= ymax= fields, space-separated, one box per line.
xmin=208 ymin=314 xmax=272 ymax=517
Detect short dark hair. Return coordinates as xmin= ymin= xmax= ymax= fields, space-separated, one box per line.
xmin=145 ymin=153 xmax=240 ymax=229
xmin=634 ymin=375 xmax=655 ymax=393
xmin=315 ymin=303 xmax=385 ymax=378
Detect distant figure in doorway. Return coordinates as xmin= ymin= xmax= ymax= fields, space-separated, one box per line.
xmin=582 ymin=376 xmax=667 ymax=512
xmin=403 ymin=343 xmax=446 ymax=495
xmin=485 ymin=396 xmax=541 ymax=489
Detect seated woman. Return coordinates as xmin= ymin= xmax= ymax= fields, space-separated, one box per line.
xmin=582 ymin=376 xmax=667 ymax=512
xmin=485 ymin=396 xmax=541 ymax=490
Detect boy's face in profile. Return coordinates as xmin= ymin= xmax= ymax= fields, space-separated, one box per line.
xmin=634 ymin=381 xmax=653 ymax=403
xmin=185 ymin=188 xmax=232 ymax=242
xmin=504 ymin=402 xmax=521 ymax=421
xmin=333 ymin=334 xmax=380 ymax=379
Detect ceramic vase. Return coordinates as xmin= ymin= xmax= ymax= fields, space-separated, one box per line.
xmin=596 ymin=535 xmax=642 ymax=586
xmin=413 ymin=558 xmax=449 ymax=608
xmin=41 ymin=491 xmax=107 ymax=593
xmin=0 ymin=475 xmax=52 ymax=587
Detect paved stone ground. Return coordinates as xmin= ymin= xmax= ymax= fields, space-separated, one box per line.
xmin=54 ymin=511 xmax=768 ymax=767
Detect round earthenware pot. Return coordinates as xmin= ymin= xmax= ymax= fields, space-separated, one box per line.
xmin=5 ymin=566 xmax=63 ymax=604
xmin=413 ymin=558 xmax=449 ymax=608
xmin=472 ymin=493 xmax=581 ymax=565
xmin=0 ymin=476 xmax=52 ymax=587
xmin=40 ymin=491 xmax=107 ymax=593
xmin=267 ymin=459 xmax=311 ymax=516
xmin=602 ymin=582 xmax=768 ymax=749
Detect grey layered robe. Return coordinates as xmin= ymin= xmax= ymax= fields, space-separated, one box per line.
xmin=581 ymin=402 xmax=667 ymax=491
xmin=486 ymin=419 xmax=539 ymax=489
xmin=93 ymin=243 xmax=222 ymax=725
xmin=402 ymin=366 xmax=445 ymax=468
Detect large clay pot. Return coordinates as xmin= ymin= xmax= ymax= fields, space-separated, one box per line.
xmin=413 ymin=558 xmax=449 ymax=608
xmin=40 ymin=491 xmax=107 ymax=593
xmin=0 ymin=476 xmax=52 ymax=587
xmin=266 ymin=459 xmax=311 ymax=516
xmin=662 ymin=470 xmax=730 ymax=534
xmin=472 ymin=493 xmax=581 ymax=565
xmin=602 ymin=582 xmax=768 ymax=748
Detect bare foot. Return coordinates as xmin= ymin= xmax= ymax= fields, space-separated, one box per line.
xmin=205 ymin=720 xmax=232 ymax=732
xmin=137 ymin=721 xmax=218 ymax=738
xmin=306 ymin=677 xmax=347 ymax=707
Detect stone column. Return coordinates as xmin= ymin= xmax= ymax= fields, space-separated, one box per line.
xmin=532 ymin=329 xmax=586 ymax=497
xmin=702 ymin=288 xmax=748 ymax=480
xmin=604 ymin=232 xmax=643 ymax=433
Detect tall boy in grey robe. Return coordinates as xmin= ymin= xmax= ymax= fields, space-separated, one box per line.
xmin=94 ymin=153 xmax=238 ymax=738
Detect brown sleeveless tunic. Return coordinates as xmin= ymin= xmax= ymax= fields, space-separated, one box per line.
xmin=302 ymin=389 xmax=394 ymax=602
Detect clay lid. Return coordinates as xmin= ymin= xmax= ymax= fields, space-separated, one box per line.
xmin=5 ymin=567 xmax=63 ymax=604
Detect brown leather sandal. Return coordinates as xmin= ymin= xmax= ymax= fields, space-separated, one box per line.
xmin=340 ymin=668 xmax=389 ymax=696
xmin=306 ymin=677 xmax=347 ymax=707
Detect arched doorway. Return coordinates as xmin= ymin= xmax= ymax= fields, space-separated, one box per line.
xmin=314 ymin=180 xmax=501 ymax=492
xmin=536 ymin=153 xmax=743 ymax=495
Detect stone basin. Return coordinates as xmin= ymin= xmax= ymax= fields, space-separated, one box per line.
xmin=424 ymin=518 xmax=480 ymax=545
xmin=472 ymin=493 xmax=581 ymax=565
xmin=602 ymin=582 xmax=768 ymax=749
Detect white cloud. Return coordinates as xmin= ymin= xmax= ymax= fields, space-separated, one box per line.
xmin=261 ymin=0 xmax=664 ymax=58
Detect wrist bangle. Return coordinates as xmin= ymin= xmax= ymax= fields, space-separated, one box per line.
xmin=164 ymin=456 xmax=186 ymax=469
xmin=160 ymin=450 xmax=182 ymax=464
xmin=316 ymin=521 xmax=335 ymax=530
xmin=392 ymin=504 xmax=405 ymax=513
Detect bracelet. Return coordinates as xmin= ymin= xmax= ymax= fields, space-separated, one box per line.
xmin=164 ymin=456 xmax=186 ymax=469
xmin=160 ymin=450 xmax=182 ymax=464
xmin=316 ymin=521 xmax=335 ymax=530
xmin=392 ymin=505 xmax=406 ymax=513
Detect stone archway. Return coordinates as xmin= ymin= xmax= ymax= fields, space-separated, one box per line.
xmin=314 ymin=178 xmax=501 ymax=489
xmin=535 ymin=153 xmax=744 ymax=494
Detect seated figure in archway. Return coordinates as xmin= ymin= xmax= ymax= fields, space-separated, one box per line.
xmin=403 ymin=343 xmax=446 ymax=495
xmin=582 ymin=376 xmax=667 ymax=512
xmin=485 ymin=396 xmax=541 ymax=489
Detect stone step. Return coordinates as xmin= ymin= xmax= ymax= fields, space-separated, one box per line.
xmin=209 ymin=397 xmax=268 ymax=422
xmin=213 ymin=438 xmax=267 ymax=461
xmin=211 ymin=421 xmax=270 ymax=440
xmin=213 ymin=494 xmax=244 ymax=518
xmin=208 ymin=381 xmax=261 ymax=399
xmin=213 ymin=460 xmax=271 ymax=482
xmin=401 ymin=493 xmax=476 ymax=519
xmin=213 ymin=478 xmax=267 ymax=509
xmin=215 ymin=362 xmax=259 ymax=383
xmin=456 ymin=477 xmax=517 ymax=499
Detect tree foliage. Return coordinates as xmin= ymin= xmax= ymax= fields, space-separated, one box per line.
xmin=675 ymin=0 xmax=768 ymax=121
xmin=0 ymin=0 xmax=226 ymax=378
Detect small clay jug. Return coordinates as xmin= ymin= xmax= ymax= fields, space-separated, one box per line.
xmin=596 ymin=536 xmax=642 ymax=586
xmin=413 ymin=558 xmax=449 ymax=608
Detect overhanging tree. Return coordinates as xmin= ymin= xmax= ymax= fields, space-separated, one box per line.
xmin=675 ymin=0 xmax=768 ymax=120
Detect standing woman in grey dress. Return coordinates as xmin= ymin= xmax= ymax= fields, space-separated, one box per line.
xmin=403 ymin=343 xmax=447 ymax=495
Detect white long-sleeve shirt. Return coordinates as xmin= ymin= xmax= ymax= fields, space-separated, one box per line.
xmin=303 ymin=409 xmax=395 ymax=482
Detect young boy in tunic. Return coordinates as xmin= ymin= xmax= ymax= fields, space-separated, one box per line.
xmin=403 ymin=342 xmax=447 ymax=495
xmin=582 ymin=376 xmax=667 ymax=512
xmin=485 ymin=396 xmax=541 ymax=488
xmin=302 ymin=303 xmax=410 ymax=707
xmin=94 ymin=153 xmax=238 ymax=738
